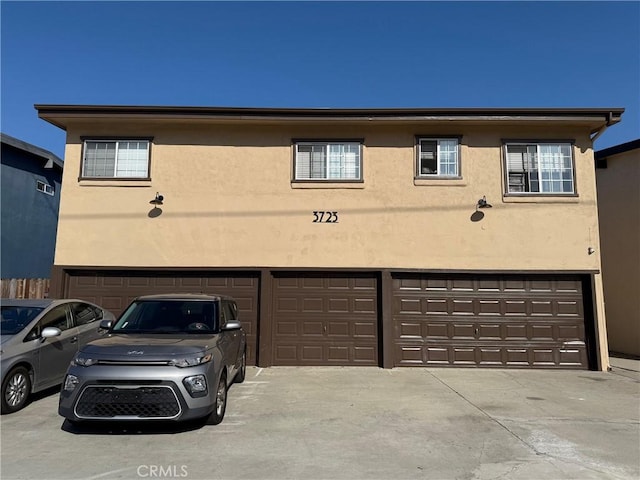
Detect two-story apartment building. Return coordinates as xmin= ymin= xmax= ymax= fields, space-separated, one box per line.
xmin=36 ymin=105 xmax=624 ymax=370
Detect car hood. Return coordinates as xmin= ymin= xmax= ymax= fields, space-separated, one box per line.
xmin=0 ymin=335 xmax=15 ymax=345
xmin=79 ymin=334 xmax=217 ymax=359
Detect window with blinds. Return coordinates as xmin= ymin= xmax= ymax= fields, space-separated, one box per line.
xmin=294 ymin=142 xmax=361 ymax=181
xmin=504 ymin=143 xmax=574 ymax=194
xmin=82 ymin=140 xmax=150 ymax=178
xmin=417 ymin=138 xmax=459 ymax=177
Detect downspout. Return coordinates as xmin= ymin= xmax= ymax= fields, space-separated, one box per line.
xmin=589 ymin=111 xmax=615 ymax=371
xmin=590 ymin=112 xmax=614 ymax=144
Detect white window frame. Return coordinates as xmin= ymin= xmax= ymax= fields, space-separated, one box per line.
xmin=294 ymin=141 xmax=362 ymax=181
xmin=36 ymin=180 xmax=54 ymax=196
xmin=81 ymin=139 xmax=150 ymax=179
xmin=504 ymin=142 xmax=575 ymax=195
xmin=416 ymin=137 xmax=461 ymax=178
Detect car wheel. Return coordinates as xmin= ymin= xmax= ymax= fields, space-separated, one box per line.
xmin=235 ymin=349 xmax=246 ymax=384
xmin=1 ymin=366 xmax=31 ymax=414
xmin=208 ymin=371 xmax=227 ymax=425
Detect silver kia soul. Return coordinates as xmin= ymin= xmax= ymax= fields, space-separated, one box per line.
xmin=58 ymin=294 xmax=246 ymax=425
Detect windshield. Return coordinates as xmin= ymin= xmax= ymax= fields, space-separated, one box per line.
xmin=112 ymin=300 xmax=219 ymax=334
xmin=1 ymin=306 xmax=44 ymax=335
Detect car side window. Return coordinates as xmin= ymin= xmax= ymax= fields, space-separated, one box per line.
xmin=221 ymin=301 xmax=236 ymax=327
xmin=227 ymin=301 xmax=238 ymax=321
xmin=71 ymin=302 xmax=98 ymax=326
xmin=220 ymin=301 xmax=228 ymax=327
xmin=24 ymin=305 xmax=71 ymax=341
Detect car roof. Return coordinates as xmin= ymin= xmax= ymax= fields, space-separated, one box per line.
xmin=1 ymin=298 xmax=97 ymax=308
xmin=133 ymin=293 xmax=234 ymax=302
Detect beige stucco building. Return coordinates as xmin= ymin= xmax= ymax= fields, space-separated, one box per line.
xmin=36 ymin=105 xmax=625 ymax=370
xmin=595 ymin=139 xmax=640 ymax=358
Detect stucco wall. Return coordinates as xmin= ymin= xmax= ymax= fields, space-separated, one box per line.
xmin=55 ymin=122 xmax=603 ymax=274
xmin=597 ymin=148 xmax=640 ymax=357
xmin=1 ymin=144 xmax=61 ymax=278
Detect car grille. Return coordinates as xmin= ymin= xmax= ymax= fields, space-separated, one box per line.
xmin=74 ymin=385 xmax=181 ymax=419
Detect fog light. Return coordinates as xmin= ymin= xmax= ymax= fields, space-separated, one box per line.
xmin=183 ymin=375 xmax=207 ymax=396
xmin=63 ymin=374 xmax=79 ymax=391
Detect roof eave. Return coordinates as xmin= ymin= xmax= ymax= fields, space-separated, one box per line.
xmin=35 ymin=104 xmax=625 ymax=131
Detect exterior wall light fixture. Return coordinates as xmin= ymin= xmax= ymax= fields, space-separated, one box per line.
xmin=150 ymin=192 xmax=164 ymax=206
xmin=476 ymin=196 xmax=492 ymax=209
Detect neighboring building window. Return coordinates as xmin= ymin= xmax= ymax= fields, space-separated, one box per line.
xmin=294 ymin=142 xmax=361 ymax=181
xmin=82 ymin=140 xmax=150 ymax=178
xmin=505 ymin=143 xmax=574 ymax=194
xmin=417 ymin=138 xmax=460 ymax=177
xmin=36 ymin=180 xmax=54 ymax=196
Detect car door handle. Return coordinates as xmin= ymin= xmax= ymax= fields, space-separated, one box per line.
xmin=70 ymin=336 xmax=78 ymax=343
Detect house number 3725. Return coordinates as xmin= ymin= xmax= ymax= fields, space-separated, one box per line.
xmin=312 ymin=211 xmax=339 ymax=223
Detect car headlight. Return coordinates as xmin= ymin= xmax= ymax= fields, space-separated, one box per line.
xmin=170 ymin=353 xmax=212 ymax=368
xmin=72 ymin=356 xmax=98 ymax=367
xmin=63 ymin=374 xmax=79 ymax=391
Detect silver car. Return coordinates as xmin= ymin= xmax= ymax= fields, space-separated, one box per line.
xmin=1 ymin=298 xmax=115 ymax=413
xmin=58 ymin=294 xmax=246 ymax=425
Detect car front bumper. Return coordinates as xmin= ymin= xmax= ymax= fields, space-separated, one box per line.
xmin=59 ymin=364 xmax=216 ymax=422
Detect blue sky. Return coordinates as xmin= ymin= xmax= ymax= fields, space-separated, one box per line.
xmin=1 ymin=1 xmax=638 ymax=158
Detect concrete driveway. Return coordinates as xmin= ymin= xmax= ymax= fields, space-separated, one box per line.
xmin=1 ymin=366 xmax=638 ymax=480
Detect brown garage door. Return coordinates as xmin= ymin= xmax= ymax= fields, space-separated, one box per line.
xmin=272 ymin=273 xmax=379 ymax=366
xmin=393 ymin=274 xmax=589 ymax=369
xmin=65 ymin=270 xmax=260 ymax=365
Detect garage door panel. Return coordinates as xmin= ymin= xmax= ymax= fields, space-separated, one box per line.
xmin=303 ymin=321 xmax=324 ymax=336
xmin=302 ymin=345 xmax=324 ymax=361
xmin=557 ymin=301 xmax=582 ymax=316
xmin=353 ymin=322 xmax=376 ymax=338
xmin=479 ymin=300 xmax=501 ymax=315
xmin=392 ymin=274 xmax=588 ymax=369
xmin=353 ymin=277 xmax=376 ymax=290
xmin=272 ymin=273 xmax=379 ymax=366
xmin=426 ymin=299 xmax=448 ymax=314
xmin=327 ymin=321 xmax=349 ymax=336
xmin=505 ymin=324 xmax=527 ymax=339
xmin=301 ymin=277 xmax=323 ymax=289
xmin=479 ymin=348 xmax=502 ymax=365
xmin=559 ymin=347 xmax=587 ymax=366
xmin=478 ymin=324 xmax=501 ymax=339
xmin=329 ymin=298 xmax=349 ymax=312
xmin=275 ymin=342 xmax=378 ymax=365
xmin=302 ymin=298 xmax=324 ymax=312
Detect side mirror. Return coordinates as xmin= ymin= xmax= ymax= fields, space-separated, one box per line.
xmin=223 ymin=321 xmax=242 ymax=331
xmin=41 ymin=327 xmax=62 ymax=340
xmin=99 ymin=319 xmax=113 ymax=330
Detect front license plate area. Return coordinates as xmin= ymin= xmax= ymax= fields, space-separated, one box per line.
xmin=112 ymin=390 xmax=141 ymax=404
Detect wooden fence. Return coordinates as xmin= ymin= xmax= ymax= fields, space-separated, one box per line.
xmin=1 ymin=278 xmax=50 ymax=299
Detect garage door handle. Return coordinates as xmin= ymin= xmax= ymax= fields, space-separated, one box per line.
xmin=323 ymin=326 xmax=327 ymax=333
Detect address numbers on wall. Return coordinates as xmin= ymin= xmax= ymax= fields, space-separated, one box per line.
xmin=312 ymin=211 xmax=339 ymax=223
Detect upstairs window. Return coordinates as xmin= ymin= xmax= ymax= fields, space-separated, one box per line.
xmin=82 ymin=140 xmax=150 ymax=178
xmin=36 ymin=180 xmax=54 ymax=196
xmin=417 ymin=138 xmax=460 ymax=177
xmin=294 ymin=141 xmax=362 ymax=181
xmin=505 ymin=143 xmax=574 ymax=194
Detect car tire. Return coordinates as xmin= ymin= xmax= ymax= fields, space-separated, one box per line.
xmin=1 ymin=366 xmax=31 ymax=414
xmin=235 ymin=349 xmax=246 ymax=384
xmin=208 ymin=371 xmax=227 ymax=425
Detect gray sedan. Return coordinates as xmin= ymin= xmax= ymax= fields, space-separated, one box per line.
xmin=1 ymin=299 xmax=115 ymax=413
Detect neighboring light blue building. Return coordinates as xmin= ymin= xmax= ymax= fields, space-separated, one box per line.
xmin=1 ymin=133 xmax=63 ymax=279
